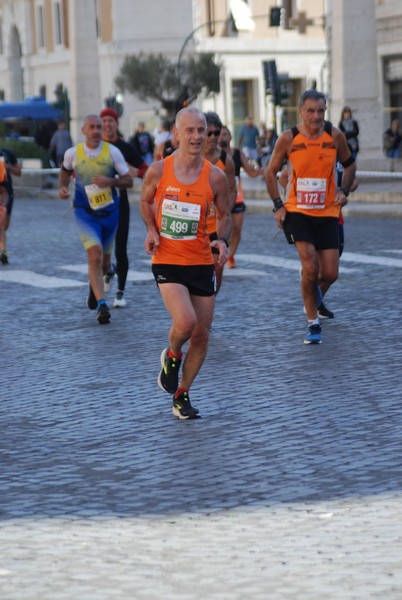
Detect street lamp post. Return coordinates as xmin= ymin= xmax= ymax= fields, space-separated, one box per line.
xmin=177 ymin=12 xmax=269 ymax=90
xmin=177 ymin=20 xmax=219 ymax=89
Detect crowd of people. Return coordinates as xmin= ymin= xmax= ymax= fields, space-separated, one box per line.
xmin=1 ymin=91 xmax=362 ymax=419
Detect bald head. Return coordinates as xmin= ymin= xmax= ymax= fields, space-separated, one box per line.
xmin=173 ymin=107 xmax=207 ymax=158
xmin=175 ymin=107 xmax=206 ymax=129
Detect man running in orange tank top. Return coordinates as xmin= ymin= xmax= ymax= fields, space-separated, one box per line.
xmin=140 ymin=107 xmax=231 ymax=419
xmin=219 ymin=125 xmax=264 ymax=269
xmin=203 ymin=111 xmax=237 ymax=293
xmin=265 ymin=90 xmax=356 ymax=345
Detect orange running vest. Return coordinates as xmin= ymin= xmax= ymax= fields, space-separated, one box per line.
xmin=286 ymin=122 xmax=339 ymax=218
xmin=206 ymin=150 xmax=226 ymax=235
xmin=152 ymin=154 xmax=214 ymax=266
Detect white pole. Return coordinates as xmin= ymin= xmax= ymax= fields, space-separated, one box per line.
xmin=69 ymin=0 xmax=102 ymax=142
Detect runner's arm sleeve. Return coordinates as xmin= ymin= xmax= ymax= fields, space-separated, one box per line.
xmin=61 ymin=147 xmax=76 ymax=171
xmin=110 ymin=145 xmax=130 ymax=176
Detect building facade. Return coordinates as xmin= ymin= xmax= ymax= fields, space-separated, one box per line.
xmin=0 ymin=0 xmax=400 ymax=159
xmin=0 ymin=0 xmax=194 ymax=139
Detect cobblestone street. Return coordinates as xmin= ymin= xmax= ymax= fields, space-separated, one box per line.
xmin=1 ymin=197 xmax=402 ymax=599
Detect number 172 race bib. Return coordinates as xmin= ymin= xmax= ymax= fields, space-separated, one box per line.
xmin=296 ymin=178 xmax=326 ymax=209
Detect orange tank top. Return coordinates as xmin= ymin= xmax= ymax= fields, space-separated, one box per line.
xmin=235 ymin=178 xmax=244 ymax=204
xmin=206 ymin=150 xmax=226 ymax=235
xmin=286 ymin=123 xmax=339 ymax=218
xmin=152 ymin=155 xmax=214 ymax=266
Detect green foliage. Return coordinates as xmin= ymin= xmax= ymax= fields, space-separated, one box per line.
xmin=0 ymin=138 xmax=50 ymax=166
xmin=116 ymin=52 xmax=178 ymax=104
xmin=185 ymin=54 xmax=221 ymax=94
xmin=115 ymin=52 xmax=222 ymax=118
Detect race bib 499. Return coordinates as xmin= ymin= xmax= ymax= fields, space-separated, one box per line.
xmin=160 ymin=199 xmax=201 ymax=240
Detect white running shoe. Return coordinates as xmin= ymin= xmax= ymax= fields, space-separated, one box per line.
xmin=103 ymin=264 xmax=116 ymax=294
xmin=113 ymin=291 xmax=127 ymax=308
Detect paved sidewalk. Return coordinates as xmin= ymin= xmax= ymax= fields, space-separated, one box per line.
xmin=1 ymin=199 xmax=402 ymax=599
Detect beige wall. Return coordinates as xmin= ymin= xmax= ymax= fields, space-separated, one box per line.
xmin=45 ymin=0 xmax=54 ymax=52
xmin=198 ymin=0 xmax=324 ymax=40
xmin=29 ymin=0 xmax=37 ymax=53
xmin=99 ymin=0 xmax=112 ymax=43
xmin=63 ymin=0 xmax=69 ymax=48
xmin=0 ymin=0 xmax=401 ymax=149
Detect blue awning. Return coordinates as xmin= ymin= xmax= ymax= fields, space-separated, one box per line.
xmin=0 ymin=99 xmax=62 ymax=121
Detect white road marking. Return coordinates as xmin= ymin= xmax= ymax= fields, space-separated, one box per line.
xmin=236 ymin=254 xmax=301 ymax=270
xmin=235 ymin=254 xmax=359 ymax=273
xmin=61 ymin=264 xmax=265 ymax=280
xmin=3 ymin=248 xmax=400 ymax=291
xmin=341 ymin=251 xmax=402 ymax=267
xmin=223 ymin=268 xmax=268 ymax=277
xmin=126 ymin=271 xmax=154 ymax=282
xmin=0 ymin=270 xmax=87 ymax=288
xmin=59 ymin=265 xmax=87 ymax=274
xmin=61 ymin=265 xmax=154 ymax=282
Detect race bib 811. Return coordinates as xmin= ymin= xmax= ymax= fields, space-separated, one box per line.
xmin=85 ymin=184 xmax=114 ymax=210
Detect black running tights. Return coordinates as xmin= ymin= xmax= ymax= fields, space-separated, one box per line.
xmin=115 ymin=195 xmax=130 ymax=291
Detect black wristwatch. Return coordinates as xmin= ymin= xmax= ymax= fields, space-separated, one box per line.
xmin=219 ymin=238 xmax=230 ymax=248
xmin=272 ymin=197 xmax=284 ymax=212
xmin=341 ymin=187 xmax=350 ymax=197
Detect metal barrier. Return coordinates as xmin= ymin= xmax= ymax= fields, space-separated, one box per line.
xmin=14 ymin=167 xmax=60 ymax=191
xmin=22 ymin=168 xmax=60 ymax=174
xmin=14 ymin=168 xmax=145 ymax=193
xmin=356 ymin=170 xmax=402 ymax=179
xmin=12 ymin=167 xmax=402 ymax=195
xmin=18 ymin=168 xmax=402 ymax=178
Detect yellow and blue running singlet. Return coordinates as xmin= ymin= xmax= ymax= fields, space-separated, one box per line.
xmin=73 ymin=142 xmax=119 ymax=212
xmin=73 ymin=142 xmax=119 ymax=252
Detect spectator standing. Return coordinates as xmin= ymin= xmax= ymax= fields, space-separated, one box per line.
xmin=338 ymin=106 xmax=359 ymax=160
xmin=49 ymin=121 xmax=73 ymax=167
xmin=238 ymin=116 xmax=260 ymax=162
xmin=35 ymin=122 xmax=54 ymax=152
xmin=129 ymin=122 xmax=154 ymax=166
xmin=383 ymin=119 xmax=402 ymax=158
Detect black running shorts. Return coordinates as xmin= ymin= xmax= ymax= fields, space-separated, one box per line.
xmin=283 ymin=212 xmax=339 ymax=250
xmin=152 ymin=264 xmax=216 ymax=296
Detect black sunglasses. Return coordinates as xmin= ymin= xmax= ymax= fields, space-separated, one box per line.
xmin=207 ymin=129 xmax=221 ymax=137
